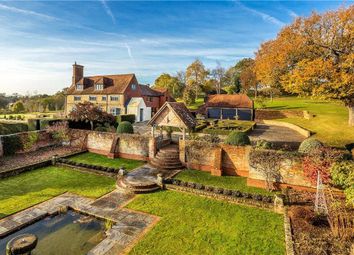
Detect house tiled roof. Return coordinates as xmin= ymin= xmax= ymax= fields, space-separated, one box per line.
xmin=66 ymin=74 xmax=135 ymax=95
xmin=139 ymin=84 xmax=163 ymax=97
xmin=205 ymin=94 xmax=253 ymax=109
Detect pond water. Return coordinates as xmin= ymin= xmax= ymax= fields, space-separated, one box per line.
xmin=0 ymin=210 xmax=105 ymax=255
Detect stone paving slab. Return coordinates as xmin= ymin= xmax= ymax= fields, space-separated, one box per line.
xmin=0 ymin=190 xmax=158 ymax=255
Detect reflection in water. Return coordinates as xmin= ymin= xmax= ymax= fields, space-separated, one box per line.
xmin=0 ymin=211 xmax=105 ymax=255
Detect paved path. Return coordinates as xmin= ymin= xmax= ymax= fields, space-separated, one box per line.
xmin=0 ymin=190 xmax=159 ymax=255
xmin=249 ymin=124 xmax=306 ymax=143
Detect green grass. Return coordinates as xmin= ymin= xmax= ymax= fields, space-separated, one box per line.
xmin=177 ymin=97 xmax=205 ymax=110
xmin=126 ymin=191 xmax=285 ymax=255
xmin=176 ymin=169 xmax=275 ymax=196
xmin=0 ymin=166 xmax=115 ymax=218
xmin=68 ymin=152 xmax=145 ymax=171
xmin=255 ymin=97 xmax=354 ymax=148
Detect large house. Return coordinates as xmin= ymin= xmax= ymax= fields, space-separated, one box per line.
xmin=199 ymin=94 xmax=254 ymax=121
xmin=65 ymin=63 xmax=174 ymax=121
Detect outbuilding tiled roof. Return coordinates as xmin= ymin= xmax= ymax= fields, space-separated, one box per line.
xmin=205 ymin=94 xmax=253 ymax=109
xmin=66 ymin=74 xmax=135 ymax=95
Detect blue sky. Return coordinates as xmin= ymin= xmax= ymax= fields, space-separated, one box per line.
xmin=0 ymin=0 xmax=350 ymax=95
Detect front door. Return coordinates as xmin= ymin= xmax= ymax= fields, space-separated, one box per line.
xmin=140 ymin=108 xmax=144 ymax=122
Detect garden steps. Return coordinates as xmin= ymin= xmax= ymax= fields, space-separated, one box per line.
xmin=149 ymin=144 xmax=183 ymax=170
xmin=117 ymin=178 xmax=160 ymax=194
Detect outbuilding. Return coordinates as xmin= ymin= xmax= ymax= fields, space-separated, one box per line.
xmin=126 ymin=97 xmax=152 ymax=122
xmin=201 ymin=94 xmax=254 ymax=121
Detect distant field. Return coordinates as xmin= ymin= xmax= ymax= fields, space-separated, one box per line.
xmin=0 ymin=111 xmax=63 ymax=120
xmin=255 ymin=97 xmax=354 ymax=148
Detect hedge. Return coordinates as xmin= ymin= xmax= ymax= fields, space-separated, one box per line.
xmin=116 ymin=114 xmax=136 ymax=124
xmin=0 ymin=123 xmax=28 ymax=135
xmin=2 ymin=134 xmax=23 ymax=155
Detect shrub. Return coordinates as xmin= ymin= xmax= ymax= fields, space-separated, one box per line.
xmin=46 ymin=121 xmax=70 ymax=143
xmin=116 ymin=121 xmax=134 ymax=134
xmin=330 ymin=161 xmax=354 ymax=205
xmin=187 ymin=182 xmax=196 ymax=189
xmin=23 ymin=132 xmax=39 ymax=151
xmin=195 ymin=183 xmax=204 ymax=190
xmin=303 ymin=147 xmax=344 ymax=185
xmin=2 ymin=135 xmax=23 ymax=155
xmin=223 ymin=189 xmax=232 ymax=196
xmin=344 ymin=143 xmax=354 ymax=153
xmin=298 ymin=138 xmax=323 ymax=154
xmin=205 ymin=186 xmax=213 ymax=192
xmin=224 ymin=131 xmax=250 ymax=146
xmin=116 ymin=114 xmax=135 ymax=124
xmin=214 ymin=187 xmax=224 ymax=194
xmin=256 ymin=139 xmax=273 ymax=149
xmin=232 ymin=190 xmax=242 ymax=197
xmin=172 ymin=179 xmax=181 ymax=186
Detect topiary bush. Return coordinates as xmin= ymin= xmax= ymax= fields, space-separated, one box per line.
xmin=116 ymin=114 xmax=136 ymax=124
xmin=298 ymin=138 xmax=323 ymax=154
xmin=224 ymin=131 xmax=250 ymax=146
xmin=116 ymin=121 xmax=134 ymax=134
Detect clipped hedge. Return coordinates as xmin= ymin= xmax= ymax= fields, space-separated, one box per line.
xmin=0 ymin=122 xmax=28 ymax=135
xmin=2 ymin=134 xmax=23 ymax=155
xmin=165 ymin=178 xmax=273 ymax=203
xmin=117 ymin=114 xmax=136 ymax=124
xmin=298 ymin=138 xmax=323 ymax=154
xmin=57 ymin=158 xmax=120 ymax=173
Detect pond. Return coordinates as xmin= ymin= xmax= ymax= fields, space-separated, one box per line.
xmin=0 ymin=210 xmax=105 ymax=255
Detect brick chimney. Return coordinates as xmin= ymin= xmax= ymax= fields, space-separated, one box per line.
xmin=72 ymin=62 xmax=84 ymax=85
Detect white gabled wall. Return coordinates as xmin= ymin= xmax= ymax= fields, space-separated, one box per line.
xmin=127 ymin=97 xmax=152 ymax=122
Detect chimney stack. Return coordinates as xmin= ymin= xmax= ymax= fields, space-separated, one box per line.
xmin=72 ymin=62 xmax=84 ymax=85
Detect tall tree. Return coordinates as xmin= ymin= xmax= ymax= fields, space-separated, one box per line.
xmin=255 ymin=5 xmax=354 ymax=126
xmin=153 ymin=73 xmax=183 ymax=98
xmin=186 ymin=59 xmax=208 ymax=100
xmin=211 ymin=64 xmax=226 ymax=94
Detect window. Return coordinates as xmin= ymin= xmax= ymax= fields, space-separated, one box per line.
xmin=89 ymin=96 xmax=97 ymax=101
xmin=102 ymin=96 xmax=107 ymax=101
xmin=76 ymin=84 xmax=83 ymax=90
xmin=95 ymin=84 xmax=104 ymax=90
xmin=74 ymin=96 xmax=81 ymax=101
xmin=131 ymin=83 xmax=137 ymax=90
xmin=110 ymin=96 xmax=119 ymax=101
xmin=147 ymin=97 xmax=153 ymax=102
xmin=110 ymin=107 xmax=121 ymax=116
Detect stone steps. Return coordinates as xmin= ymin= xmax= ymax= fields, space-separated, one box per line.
xmin=149 ymin=144 xmax=183 ymax=170
xmin=116 ymin=179 xmax=160 ymax=194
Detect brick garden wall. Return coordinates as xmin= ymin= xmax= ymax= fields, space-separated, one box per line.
xmin=70 ymin=130 xmax=155 ymax=161
xmin=180 ymin=140 xmax=313 ymax=191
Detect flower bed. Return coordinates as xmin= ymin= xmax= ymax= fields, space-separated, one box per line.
xmin=56 ymin=158 xmax=120 ymax=173
xmin=196 ymin=119 xmax=255 ymax=135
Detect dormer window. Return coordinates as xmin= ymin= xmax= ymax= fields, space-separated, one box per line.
xmin=76 ymin=84 xmax=83 ymax=90
xmin=131 ymin=83 xmax=137 ymax=90
xmin=95 ymin=84 xmax=104 ymax=90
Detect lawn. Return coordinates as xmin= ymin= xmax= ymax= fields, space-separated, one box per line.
xmin=255 ymin=97 xmax=354 ymax=148
xmin=176 ymin=169 xmax=275 ymax=196
xmin=177 ymin=97 xmax=204 ymax=110
xmin=126 ymin=191 xmax=285 ymax=255
xmin=68 ymin=152 xmax=145 ymax=171
xmin=0 ymin=166 xmax=115 ymax=219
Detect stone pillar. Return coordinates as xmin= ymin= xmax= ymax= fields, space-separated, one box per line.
xmin=149 ymin=137 xmax=157 ymax=159
xmin=274 ymin=194 xmax=285 ymax=214
xmin=179 ymin=138 xmax=186 ymax=164
xmin=0 ymin=136 xmax=3 ymax=157
xmin=211 ymin=147 xmax=222 ymax=176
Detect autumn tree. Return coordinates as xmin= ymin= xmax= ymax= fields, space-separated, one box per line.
xmin=210 ymin=63 xmax=226 ymax=94
xmin=255 ymin=6 xmax=354 ymax=126
xmin=69 ymin=102 xmax=115 ymax=130
xmin=186 ymin=59 xmax=208 ymax=100
xmin=153 ymin=73 xmax=183 ymax=98
xmin=12 ymin=101 xmax=25 ymax=113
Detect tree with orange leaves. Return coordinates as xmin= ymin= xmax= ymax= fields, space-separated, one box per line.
xmin=255 ymin=6 xmax=354 ymax=126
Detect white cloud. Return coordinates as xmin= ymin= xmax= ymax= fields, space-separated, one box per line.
xmin=288 ymin=10 xmax=298 ymax=19
xmin=235 ymin=1 xmax=285 ymax=27
xmin=100 ymin=0 xmax=116 ymax=24
xmin=0 ymin=3 xmax=59 ymax=21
